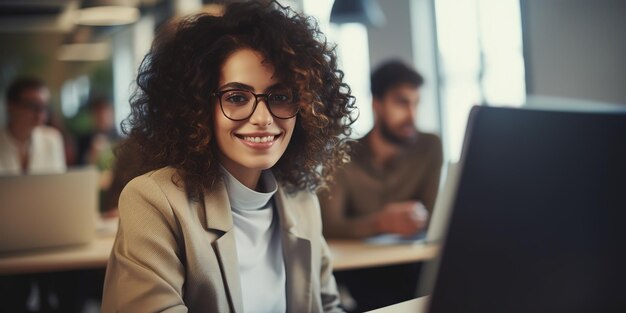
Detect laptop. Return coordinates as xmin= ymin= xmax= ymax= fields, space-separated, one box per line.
xmin=0 ymin=167 xmax=99 ymax=253
xmin=421 ymin=106 xmax=626 ymax=312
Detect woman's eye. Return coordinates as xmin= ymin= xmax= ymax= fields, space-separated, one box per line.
xmin=269 ymin=94 xmax=291 ymax=103
xmin=224 ymin=93 xmax=250 ymax=104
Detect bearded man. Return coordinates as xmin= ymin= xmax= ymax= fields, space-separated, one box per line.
xmin=318 ymin=60 xmax=443 ymax=312
xmin=320 ymin=60 xmax=443 ymax=239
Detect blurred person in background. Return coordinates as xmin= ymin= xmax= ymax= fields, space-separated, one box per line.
xmin=318 ymin=60 xmax=443 ymax=312
xmin=100 ymin=138 xmax=139 ymax=216
xmin=0 ymin=78 xmax=88 ymax=313
xmin=0 ymin=77 xmax=66 ymax=175
xmin=75 ymin=96 xmax=121 ymax=217
xmin=75 ymin=96 xmax=119 ymax=168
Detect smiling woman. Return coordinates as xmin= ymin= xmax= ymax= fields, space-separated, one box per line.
xmin=101 ymin=1 xmax=355 ymax=312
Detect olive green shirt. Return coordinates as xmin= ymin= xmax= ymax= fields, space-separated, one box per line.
xmin=318 ymin=132 xmax=443 ymax=239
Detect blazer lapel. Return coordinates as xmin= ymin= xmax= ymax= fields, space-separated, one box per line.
xmin=275 ymin=187 xmax=313 ymax=312
xmin=202 ymin=181 xmax=244 ymax=313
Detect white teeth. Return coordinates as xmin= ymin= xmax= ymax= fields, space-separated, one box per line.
xmin=242 ymin=135 xmax=275 ymax=143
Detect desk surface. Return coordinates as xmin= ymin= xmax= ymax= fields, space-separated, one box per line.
xmin=366 ymin=297 xmax=429 ymax=313
xmin=0 ymin=233 xmax=438 ymax=275
xmin=0 ymin=235 xmax=115 ymax=275
xmin=328 ymin=240 xmax=439 ymax=271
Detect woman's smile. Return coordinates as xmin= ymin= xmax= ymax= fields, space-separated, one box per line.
xmin=234 ymin=132 xmax=283 ymax=149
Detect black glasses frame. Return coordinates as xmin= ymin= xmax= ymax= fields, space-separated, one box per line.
xmin=212 ymin=89 xmax=300 ymax=121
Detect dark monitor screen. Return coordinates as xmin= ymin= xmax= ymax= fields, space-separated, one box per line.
xmin=428 ymin=106 xmax=626 ymax=313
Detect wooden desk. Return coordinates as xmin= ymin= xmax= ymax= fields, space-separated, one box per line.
xmin=0 ymin=234 xmax=438 ymax=275
xmin=0 ymin=235 xmax=115 ymax=275
xmin=329 ymin=240 xmax=439 ymax=271
xmin=366 ymin=296 xmax=429 ymax=313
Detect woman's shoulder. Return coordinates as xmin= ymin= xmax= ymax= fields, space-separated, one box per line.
xmin=123 ymin=166 xmax=187 ymax=201
xmin=128 ymin=166 xmax=178 ymax=185
xmin=119 ymin=166 xmax=197 ymax=226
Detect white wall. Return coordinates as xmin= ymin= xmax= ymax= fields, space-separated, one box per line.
xmin=367 ymin=0 xmax=414 ymax=67
xmin=522 ymin=0 xmax=626 ymax=105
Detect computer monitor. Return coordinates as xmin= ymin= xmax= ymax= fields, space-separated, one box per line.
xmin=426 ymin=106 xmax=626 ymax=313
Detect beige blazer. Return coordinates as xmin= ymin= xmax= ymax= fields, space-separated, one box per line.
xmin=102 ymin=167 xmax=343 ymax=313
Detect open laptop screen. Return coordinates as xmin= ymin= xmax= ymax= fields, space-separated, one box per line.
xmin=0 ymin=167 xmax=98 ymax=253
xmin=427 ymin=106 xmax=626 ymax=313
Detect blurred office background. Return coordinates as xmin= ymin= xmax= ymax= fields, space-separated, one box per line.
xmin=1 ymin=0 xmax=625 ymax=164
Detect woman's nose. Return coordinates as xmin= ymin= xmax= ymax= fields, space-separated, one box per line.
xmin=249 ymin=99 xmax=273 ymax=127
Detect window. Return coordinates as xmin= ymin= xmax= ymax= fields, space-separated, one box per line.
xmin=61 ymin=75 xmax=90 ymax=118
xmin=435 ymin=0 xmax=525 ymax=161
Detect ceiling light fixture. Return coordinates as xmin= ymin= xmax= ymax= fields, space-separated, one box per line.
xmin=330 ymin=0 xmax=386 ymax=27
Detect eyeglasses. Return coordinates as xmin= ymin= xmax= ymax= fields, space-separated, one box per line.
xmin=213 ymin=88 xmax=299 ymax=121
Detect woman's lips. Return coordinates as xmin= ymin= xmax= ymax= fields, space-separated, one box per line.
xmin=235 ymin=133 xmax=281 ymax=149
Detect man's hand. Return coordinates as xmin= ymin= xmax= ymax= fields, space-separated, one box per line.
xmin=375 ymin=201 xmax=429 ymax=236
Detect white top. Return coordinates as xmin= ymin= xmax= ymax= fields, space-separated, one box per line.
xmin=0 ymin=126 xmax=66 ymax=175
xmin=221 ymin=167 xmax=286 ymax=313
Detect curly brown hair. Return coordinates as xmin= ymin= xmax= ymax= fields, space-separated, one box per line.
xmin=118 ymin=0 xmax=356 ymax=198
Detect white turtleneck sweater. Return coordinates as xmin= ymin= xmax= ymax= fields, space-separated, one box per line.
xmin=221 ymin=167 xmax=286 ymax=313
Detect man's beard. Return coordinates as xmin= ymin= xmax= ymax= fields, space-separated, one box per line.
xmin=379 ymin=120 xmax=417 ymax=146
